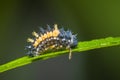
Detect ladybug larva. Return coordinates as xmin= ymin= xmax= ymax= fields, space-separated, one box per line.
xmin=26 ymin=24 xmax=78 ymax=59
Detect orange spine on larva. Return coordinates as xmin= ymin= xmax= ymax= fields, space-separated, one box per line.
xmin=32 ymin=31 xmax=39 ymax=37
xmin=27 ymin=38 xmax=34 ymax=43
xmin=52 ymin=24 xmax=60 ymax=37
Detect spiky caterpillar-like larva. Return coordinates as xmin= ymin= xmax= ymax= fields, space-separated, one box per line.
xmin=26 ymin=24 xmax=78 ymax=59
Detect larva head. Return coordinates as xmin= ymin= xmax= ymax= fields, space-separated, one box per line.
xmin=70 ymin=34 xmax=78 ymax=48
xmin=65 ymin=30 xmax=78 ymax=48
xmin=59 ymin=28 xmax=78 ymax=48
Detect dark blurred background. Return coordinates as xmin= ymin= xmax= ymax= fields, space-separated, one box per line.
xmin=0 ymin=0 xmax=120 ymax=80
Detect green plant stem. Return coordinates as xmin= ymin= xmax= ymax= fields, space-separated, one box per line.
xmin=0 ymin=37 xmax=120 ymax=73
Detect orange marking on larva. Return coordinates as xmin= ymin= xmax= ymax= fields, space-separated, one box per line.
xmin=38 ymin=37 xmax=42 ymax=42
xmin=41 ymin=34 xmax=45 ymax=40
xmin=36 ymin=37 xmax=42 ymax=44
xmin=33 ymin=41 xmax=38 ymax=47
xmin=46 ymin=31 xmax=53 ymax=38
xmin=49 ymin=31 xmax=53 ymax=36
xmin=52 ymin=24 xmax=60 ymax=37
xmin=43 ymin=33 xmax=48 ymax=39
xmin=33 ymin=36 xmax=43 ymax=47
xmin=40 ymin=34 xmax=47 ymax=41
xmin=46 ymin=32 xmax=51 ymax=38
xmin=49 ymin=45 xmax=55 ymax=49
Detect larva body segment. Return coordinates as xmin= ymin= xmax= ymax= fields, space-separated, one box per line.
xmin=26 ymin=24 xmax=78 ymax=59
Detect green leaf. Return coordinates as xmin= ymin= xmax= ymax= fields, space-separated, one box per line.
xmin=0 ymin=37 xmax=120 ymax=73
